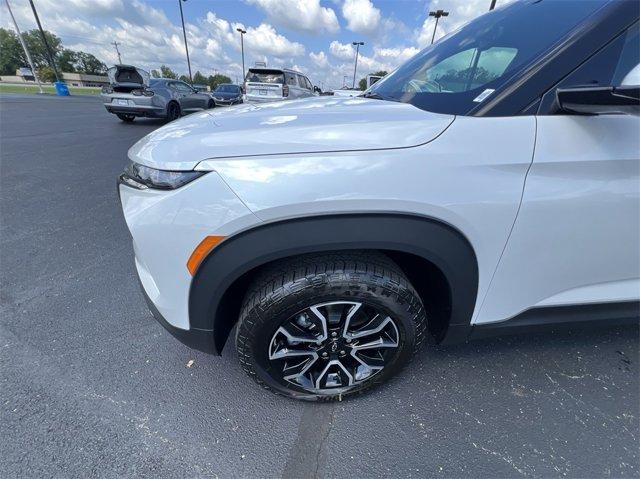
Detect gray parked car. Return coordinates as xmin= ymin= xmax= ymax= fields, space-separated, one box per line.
xmin=102 ymin=65 xmax=215 ymax=123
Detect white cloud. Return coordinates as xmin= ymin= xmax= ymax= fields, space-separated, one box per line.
xmin=341 ymin=0 xmax=381 ymax=35
xmin=241 ymin=23 xmax=305 ymax=58
xmin=309 ymin=51 xmax=329 ymax=69
xmin=329 ymin=40 xmax=355 ymax=60
xmin=373 ymin=46 xmax=419 ymax=64
xmin=246 ymin=0 xmax=339 ymax=34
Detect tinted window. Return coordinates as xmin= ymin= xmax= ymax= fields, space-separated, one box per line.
xmin=296 ymin=74 xmax=306 ymax=88
xmin=368 ymin=0 xmax=607 ymax=115
xmin=539 ymin=21 xmax=639 ymax=113
xmin=612 ymin=22 xmax=639 ymax=86
xmin=215 ymin=84 xmax=240 ymax=93
xmin=171 ymin=82 xmax=193 ymax=93
xmin=246 ymin=69 xmax=284 ymax=84
xmin=284 ymin=71 xmax=297 ymax=85
xmin=304 ymin=77 xmax=313 ymax=90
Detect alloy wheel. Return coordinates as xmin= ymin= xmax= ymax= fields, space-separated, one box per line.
xmin=268 ymin=301 xmax=400 ymax=393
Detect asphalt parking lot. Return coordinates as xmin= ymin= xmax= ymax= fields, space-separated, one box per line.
xmin=0 ymin=93 xmax=638 ymax=478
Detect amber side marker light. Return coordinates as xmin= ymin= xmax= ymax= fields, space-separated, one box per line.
xmin=187 ymin=235 xmax=226 ymax=275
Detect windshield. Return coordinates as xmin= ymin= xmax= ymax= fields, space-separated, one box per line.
xmin=368 ymin=0 xmax=607 ymax=115
xmin=245 ymin=69 xmax=284 ymax=84
xmin=215 ymin=84 xmax=240 ymax=93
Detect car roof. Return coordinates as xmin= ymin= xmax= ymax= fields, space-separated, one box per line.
xmin=248 ymin=67 xmax=306 ymax=76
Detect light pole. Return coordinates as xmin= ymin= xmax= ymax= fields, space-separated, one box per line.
xmin=111 ymin=41 xmax=122 ymax=64
xmin=178 ymin=0 xmax=192 ymax=84
xmin=28 ymin=0 xmax=60 ymax=82
xmin=5 ymin=0 xmax=43 ymax=93
xmin=429 ymin=9 xmax=449 ymax=44
xmin=351 ymin=41 xmax=364 ymax=89
xmin=489 ymin=0 xmax=497 ymax=10
xmin=237 ymin=28 xmax=246 ymax=82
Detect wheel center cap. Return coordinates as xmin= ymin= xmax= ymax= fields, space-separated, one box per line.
xmin=320 ymin=336 xmax=349 ymax=359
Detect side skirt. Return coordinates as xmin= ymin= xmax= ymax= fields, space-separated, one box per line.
xmin=469 ymin=301 xmax=639 ymax=341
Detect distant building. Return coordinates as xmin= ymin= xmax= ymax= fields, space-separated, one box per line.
xmin=61 ymin=72 xmax=109 ymax=87
xmin=0 ymin=70 xmax=109 ymax=87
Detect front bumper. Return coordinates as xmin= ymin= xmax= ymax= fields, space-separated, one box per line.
xmin=118 ymin=172 xmax=258 ymax=334
xmin=136 ymin=269 xmax=216 ymax=353
xmin=213 ymin=97 xmax=242 ymax=106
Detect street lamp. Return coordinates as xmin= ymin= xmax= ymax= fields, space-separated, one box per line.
xmin=178 ymin=0 xmax=192 ymax=84
xmin=489 ymin=0 xmax=497 ymax=10
xmin=351 ymin=41 xmax=364 ymax=89
xmin=28 ymin=0 xmax=60 ymax=82
xmin=237 ymin=28 xmax=247 ymax=82
xmin=429 ymin=9 xmax=449 ymax=44
xmin=6 ymin=0 xmax=43 ymax=93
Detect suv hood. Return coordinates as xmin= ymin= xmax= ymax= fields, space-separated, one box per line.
xmin=128 ymin=96 xmax=455 ymax=171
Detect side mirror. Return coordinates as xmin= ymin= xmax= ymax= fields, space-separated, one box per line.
xmin=557 ymin=85 xmax=639 ymax=116
xmin=313 ymin=86 xmax=321 ymax=93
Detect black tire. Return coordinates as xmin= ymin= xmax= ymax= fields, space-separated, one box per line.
xmin=116 ymin=113 xmax=135 ymax=123
xmin=166 ymin=102 xmax=180 ymax=122
xmin=207 ymin=99 xmax=215 ymax=109
xmin=236 ymin=252 xmax=427 ymax=401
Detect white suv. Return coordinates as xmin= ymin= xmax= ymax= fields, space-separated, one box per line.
xmin=244 ymin=67 xmax=316 ymax=103
xmin=118 ymin=0 xmax=639 ymax=401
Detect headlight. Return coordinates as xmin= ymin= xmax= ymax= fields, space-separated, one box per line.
xmin=120 ymin=162 xmax=207 ymax=190
xmin=102 ymin=85 xmax=113 ymax=94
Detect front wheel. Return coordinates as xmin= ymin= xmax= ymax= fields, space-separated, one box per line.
xmin=235 ymin=252 xmax=427 ymax=401
xmin=207 ymin=99 xmax=215 ymax=109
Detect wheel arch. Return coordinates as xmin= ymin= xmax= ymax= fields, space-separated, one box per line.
xmin=188 ymin=213 xmax=479 ymax=354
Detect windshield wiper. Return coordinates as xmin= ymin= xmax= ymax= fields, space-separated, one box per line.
xmin=361 ymin=91 xmax=385 ymax=100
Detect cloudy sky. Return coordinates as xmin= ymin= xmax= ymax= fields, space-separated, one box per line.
xmin=1 ymin=0 xmax=510 ymax=89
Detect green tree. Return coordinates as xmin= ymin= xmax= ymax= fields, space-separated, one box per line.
xmin=207 ymin=73 xmax=232 ymax=91
xmin=150 ymin=69 xmax=160 ymax=78
xmin=178 ymin=74 xmax=191 ymax=83
xmin=53 ymin=49 xmax=106 ymax=75
xmin=0 ymin=28 xmax=25 ymax=75
xmin=38 ymin=66 xmax=56 ymax=82
xmin=193 ymin=70 xmax=207 ymax=85
xmin=73 ymin=51 xmax=106 ymax=75
xmin=159 ymin=65 xmax=177 ymax=79
xmin=358 ymin=70 xmax=387 ymax=91
xmin=57 ymin=49 xmax=77 ymax=73
xmin=21 ymin=29 xmax=62 ymax=69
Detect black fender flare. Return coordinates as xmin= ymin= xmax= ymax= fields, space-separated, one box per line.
xmin=188 ymin=213 xmax=479 ymax=354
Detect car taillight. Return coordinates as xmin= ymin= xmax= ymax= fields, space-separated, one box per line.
xmin=283 ymin=84 xmax=289 ymax=97
xmin=132 ymin=89 xmax=143 ymax=96
xmin=143 ymin=90 xmax=154 ymax=97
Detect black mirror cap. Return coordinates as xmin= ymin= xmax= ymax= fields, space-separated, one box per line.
xmin=557 ymin=85 xmax=640 ymax=116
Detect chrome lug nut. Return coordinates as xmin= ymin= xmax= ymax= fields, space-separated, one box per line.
xmin=331 ymin=331 xmax=338 ymax=337
xmin=321 ymin=352 xmax=328 ymax=358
